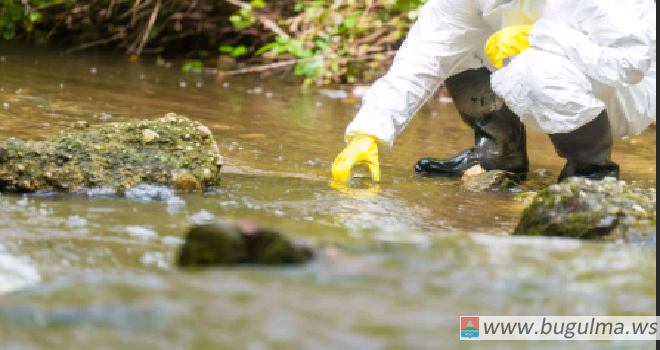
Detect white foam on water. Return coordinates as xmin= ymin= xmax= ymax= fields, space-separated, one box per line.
xmin=0 ymin=244 xmax=41 ymax=295
xmin=125 ymin=226 xmax=159 ymax=240
xmin=187 ymin=209 xmax=215 ymax=224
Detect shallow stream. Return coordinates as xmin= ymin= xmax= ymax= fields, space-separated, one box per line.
xmin=0 ymin=45 xmax=656 ymax=349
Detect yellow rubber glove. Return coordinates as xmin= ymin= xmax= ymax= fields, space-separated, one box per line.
xmin=332 ymin=135 xmax=381 ymax=183
xmin=485 ymin=24 xmax=534 ymax=68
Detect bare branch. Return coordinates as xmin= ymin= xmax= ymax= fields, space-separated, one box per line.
xmin=223 ymin=0 xmax=290 ymax=39
xmin=135 ymin=0 xmax=161 ymax=56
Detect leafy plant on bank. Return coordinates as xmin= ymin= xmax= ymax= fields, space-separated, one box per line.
xmin=0 ymin=0 xmax=56 ymax=41
xmin=221 ymin=0 xmax=429 ymax=86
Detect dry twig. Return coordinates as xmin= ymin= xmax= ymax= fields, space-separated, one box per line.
xmin=135 ymin=0 xmax=161 ymax=56
xmin=62 ymin=33 xmax=122 ymax=54
xmin=223 ymin=0 xmax=290 ymax=39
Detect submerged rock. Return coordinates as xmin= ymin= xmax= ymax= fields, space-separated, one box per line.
xmin=0 ymin=113 xmax=223 ymax=193
xmin=177 ymin=220 xmax=315 ymax=267
xmin=514 ymin=177 xmax=656 ymax=242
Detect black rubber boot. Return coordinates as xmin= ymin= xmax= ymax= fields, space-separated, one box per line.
xmin=414 ymin=68 xmax=529 ymax=178
xmin=549 ymin=111 xmax=620 ymax=183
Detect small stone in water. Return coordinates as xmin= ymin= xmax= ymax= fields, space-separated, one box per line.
xmin=462 ymin=164 xmax=485 ymax=178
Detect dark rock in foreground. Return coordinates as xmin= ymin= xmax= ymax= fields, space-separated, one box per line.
xmin=177 ymin=220 xmax=315 ymax=267
xmin=0 ymin=114 xmax=223 ymax=193
xmin=515 ymin=177 xmax=656 ymax=242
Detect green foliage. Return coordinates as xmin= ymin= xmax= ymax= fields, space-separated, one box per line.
xmin=219 ymin=45 xmax=248 ymax=57
xmin=229 ymin=7 xmax=256 ymax=29
xmin=181 ymin=60 xmax=204 ymax=73
xmin=0 ymin=0 xmax=430 ymax=86
xmin=224 ymin=0 xmax=430 ymax=85
xmin=0 ymin=0 xmax=53 ymax=40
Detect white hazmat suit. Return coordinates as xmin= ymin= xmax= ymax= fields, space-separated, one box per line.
xmin=345 ymin=0 xmax=656 ymax=147
xmin=491 ymin=0 xmax=657 ymax=137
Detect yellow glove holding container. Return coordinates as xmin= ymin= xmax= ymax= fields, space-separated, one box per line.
xmin=485 ymin=24 xmax=534 ymax=68
xmin=332 ymin=135 xmax=381 ymax=183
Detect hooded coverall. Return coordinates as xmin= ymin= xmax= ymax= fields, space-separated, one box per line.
xmin=335 ymin=0 xmax=656 ymax=182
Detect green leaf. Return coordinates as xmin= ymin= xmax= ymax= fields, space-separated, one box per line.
xmin=219 ymin=46 xmax=234 ymax=53
xmin=275 ymin=35 xmax=288 ymax=44
xmin=28 ymin=12 xmax=42 ymax=22
xmin=254 ymin=42 xmax=280 ymax=56
xmin=294 ymin=3 xmax=303 ymax=12
xmin=231 ymin=46 xmax=247 ymax=57
xmin=250 ymin=0 xmax=265 ymax=8
xmin=293 ymin=58 xmax=322 ymax=77
xmin=191 ymin=61 xmax=204 ymax=73
xmin=297 ymin=49 xmax=314 ymax=58
xmin=343 ymin=16 xmax=356 ymax=28
xmin=182 ymin=61 xmax=203 ymax=73
xmin=293 ymin=62 xmax=305 ymax=75
xmin=314 ymin=38 xmax=329 ymax=50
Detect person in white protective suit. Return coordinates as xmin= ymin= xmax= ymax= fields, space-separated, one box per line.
xmin=331 ymin=0 xmax=656 ymax=183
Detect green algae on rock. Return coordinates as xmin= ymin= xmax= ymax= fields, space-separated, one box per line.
xmin=0 ymin=114 xmax=223 ymax=193
xmin=177 ymin=220 xmax=315 ymax=267
xmin=514 ymin=177 xmax=656 ymax=242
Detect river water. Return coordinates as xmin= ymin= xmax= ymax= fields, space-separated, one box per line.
xmin=0 ymin=45 xmax=656 ymax=349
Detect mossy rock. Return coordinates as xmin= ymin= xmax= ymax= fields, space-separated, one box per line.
xmin=177 ymin=220 xmax=315 ymax=267
xmin=514 ymin=177 xmax=656 ymax=242
xmin=0 ymin=113 xmax=223 ymax=193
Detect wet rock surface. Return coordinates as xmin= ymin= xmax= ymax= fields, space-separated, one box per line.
xmin=461 ymin=170 xmax=519 ymax=191
xmin=514 ymin=177 xmax=656 ymax=242
xmin=177 ymin=220 xmax=315 ymax=267
xmin=461 ymin=168 xmax=556 ymax=192
xmin=0 ymin=114 xmax=223 ymax=193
